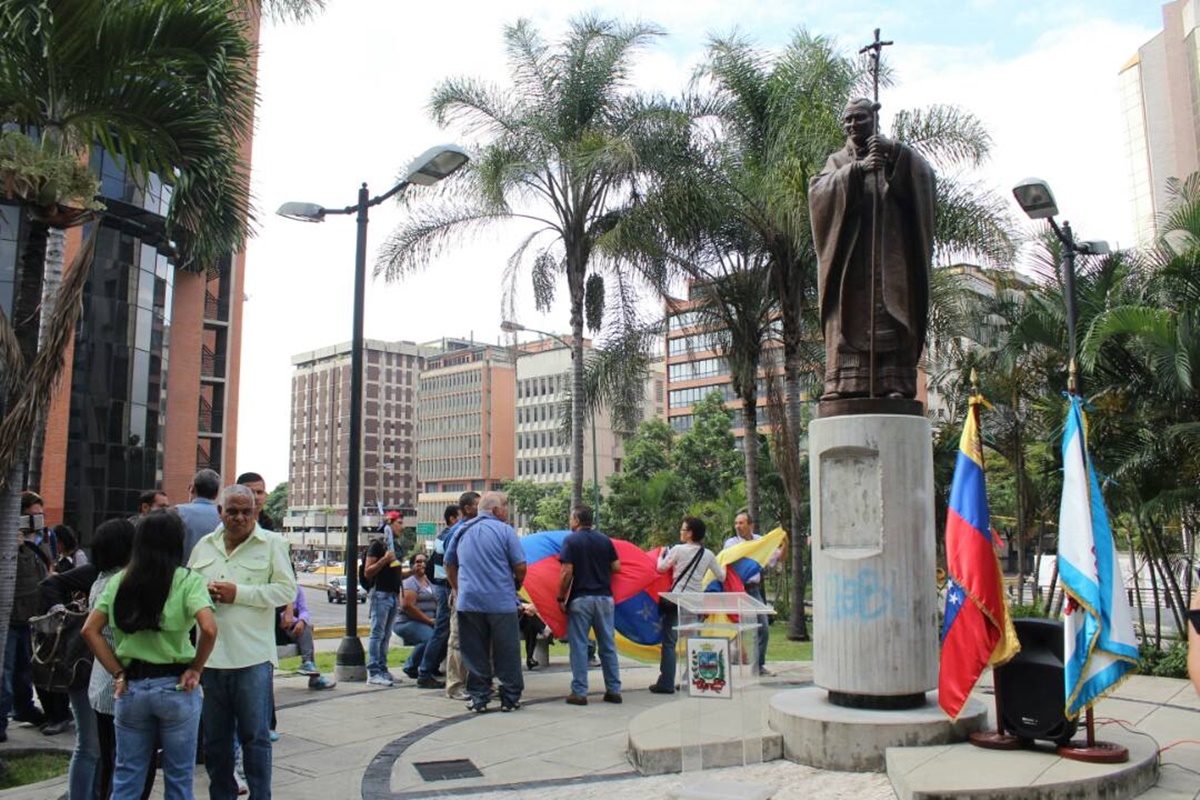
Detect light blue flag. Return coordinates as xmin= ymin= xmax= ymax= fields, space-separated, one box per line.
xmin=1058 ymin=395 xmax=1139 ymax=719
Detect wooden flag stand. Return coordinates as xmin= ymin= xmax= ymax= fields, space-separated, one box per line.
xmin=1055 ymin=707 xmax=1129 ymax=763
xmin=967 ymin=674 xmax=1022 ymax=750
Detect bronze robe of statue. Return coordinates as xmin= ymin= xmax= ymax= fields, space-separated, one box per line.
xmin=809 ymin=139 xmax=936 ymax=400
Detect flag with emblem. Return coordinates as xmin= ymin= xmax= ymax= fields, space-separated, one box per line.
xmin=938 ymin=392 xmax=1020 ymax=719
xmin=1058 ymin=394 xmax=1138 ymax=718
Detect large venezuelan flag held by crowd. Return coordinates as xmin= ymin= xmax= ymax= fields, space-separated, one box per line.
xmin=938 ymin=394 xmax=1020 ymax=719
xmin=519 ymin=527 xmax=786 ymax=661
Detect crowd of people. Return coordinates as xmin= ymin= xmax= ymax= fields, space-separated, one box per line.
xmin=3 ymin=469 xmax=335 ymax=799
xmin=4 ymin=478 xmax=781 ymax=798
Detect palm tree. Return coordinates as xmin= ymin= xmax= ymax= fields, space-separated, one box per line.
xmin=0 ymin=0 xmax=262 ymax=686
xmin=376 ymin=15 xmax=683 ymax=509
xmin=1081 ymin=174 xmax=1200 ymax=632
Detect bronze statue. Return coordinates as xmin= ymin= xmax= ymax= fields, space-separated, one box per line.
xmin=809 ymin=97 xmax=935 ymax=402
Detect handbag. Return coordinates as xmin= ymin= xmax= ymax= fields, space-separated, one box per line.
xmin=31 ymin=601 xmax=93 ymax=693
xmin=658 ymin=546 xmax=705 ymax=615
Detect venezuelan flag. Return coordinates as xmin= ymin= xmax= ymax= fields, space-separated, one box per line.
xmin=520 ymin=530 xmax=667 ymax=644
xmin=938 ymin=394 xmax=1020 ymax=719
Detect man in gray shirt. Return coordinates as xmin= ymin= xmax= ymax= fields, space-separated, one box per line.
xmin=175 ymin=468 xmax=221 ymax=560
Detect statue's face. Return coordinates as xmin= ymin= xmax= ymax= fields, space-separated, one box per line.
xmin=842 ymin=104 xmax=874 ymax=145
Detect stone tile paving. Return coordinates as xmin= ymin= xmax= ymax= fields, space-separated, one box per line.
xmin=1 ymin=659 xmax=1195 ymax=800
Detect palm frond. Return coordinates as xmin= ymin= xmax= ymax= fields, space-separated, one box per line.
xmin=892 ymin=104 xmax=992 ymax=169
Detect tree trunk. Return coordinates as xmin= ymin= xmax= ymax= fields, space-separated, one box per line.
xmin=742 ymin=396 xmax=759 ymax=526
xmin=784 ymin=352 xmax=809 ymax=640
xmin=1127 ymin=527 xmax=1146 ymax=642
xmin=0 ymin=463 xmax=26 ymax=687
xmin=1033 ymin=514 xmax=1045 ymax=606
xmin=26 ymin=228 xmax=66 ymax=493
xmin=1146 ymin=519 xmax=1186 ymax=636
xmin=1142 ymin=520 xmax=1162 ymax=647
xmin=568 ymin=265 xmax=586 ymax=511
xmin=1045 ymin=557 xmax=1059 ymax=616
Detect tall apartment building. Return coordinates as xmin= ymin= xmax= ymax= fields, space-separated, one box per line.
xmin=514 ymin=337 xmax=595 ymax=485
xmin=414 ymin=340 xmax=516 ymax=532
xmin=1119 ymin=0 xmax=1200 ymax=245
xmin=664 ymin=289 xmax=780 ymax=440
xmin=286 ymin=339 xmax=437 ymax=542
xmin=2 ymin=18 xmax=259 ymax=535
xmin=512 ymin=336 xmax=666 ymax=501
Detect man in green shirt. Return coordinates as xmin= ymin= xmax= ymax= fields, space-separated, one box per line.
xmin=189 ymin=485 xmax=296 ymax=799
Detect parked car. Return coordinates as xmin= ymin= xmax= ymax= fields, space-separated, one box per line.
xmin=327 ymin=576 xmax=367 ymax=604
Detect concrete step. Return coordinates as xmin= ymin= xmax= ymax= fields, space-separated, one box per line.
xmin=885 ymin=728 xmax=1159 ymax=800
xmin=628 ymin=685 xmax=784 ymax=776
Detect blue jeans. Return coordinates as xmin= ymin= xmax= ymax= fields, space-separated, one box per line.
xmin=201 ymin=663 xmax=273 ymax=800
xmin=69 ymin=687 xmax=100 ymax=799
xmin=745 ymin=582 xmax=770 ymax=669
xmin=367 ymin=590 xmax=399 ymax=677
xmin=457 ymin=611 xmax=524 ymax=706
xmin=567 ymin=595 xmax=621 ymax=697
xmin=393 ymin=619 xmax=434 ymax=674
xmin=419 ymin=584 xmax=452 ymax=679
xmin=0 ymin=625 xmax=36 ymax=729
xmin=655 ymin=603 xmax=679 ymax=692
xmin=112 ymin=676 xmax=202 ymax=800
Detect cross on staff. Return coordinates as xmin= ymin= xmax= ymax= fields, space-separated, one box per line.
xmin=858 ymin=28 xmax=892 ymax=399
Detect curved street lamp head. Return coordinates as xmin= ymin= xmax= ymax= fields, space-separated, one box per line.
xmin=500 ymin=320 xmax=525 ymax=333
xmin=276 ymin=201 xmax=326 ymax=222
xmin=402 ymin=144 xmax=470 ymax=186
xmin=1012 ymin=178 xmax=1059 ymax=220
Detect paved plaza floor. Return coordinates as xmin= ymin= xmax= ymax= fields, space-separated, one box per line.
xmin=2 ymin=652 xmax=1196 ymax=799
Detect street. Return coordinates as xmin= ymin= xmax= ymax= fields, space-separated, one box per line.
xmin=298 ymin=575 xmax=364 ymax=628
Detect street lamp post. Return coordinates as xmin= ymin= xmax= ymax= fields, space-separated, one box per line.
xmin=1011 ymin=178 xmax=1109 ymax=395
xmin=502 ymin=320 xmax=601 ymax=524
xmin=279 ymin=144 xmax=469 ymax=681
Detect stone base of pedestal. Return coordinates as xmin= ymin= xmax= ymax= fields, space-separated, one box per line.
xmin=768 ymin=686 xmax=986 ymax=772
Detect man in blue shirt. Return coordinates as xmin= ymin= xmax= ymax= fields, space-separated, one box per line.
xmin=175 ymin=468 xmax=222 ymax=561
xmin=558 ymin=505 xmax=622 ymax=706
xmin=444 ymin=491 xmax=526 ymax=712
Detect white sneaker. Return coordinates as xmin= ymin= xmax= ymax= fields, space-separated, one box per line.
xmin=367 ymin=674 xmax=394 ymax=687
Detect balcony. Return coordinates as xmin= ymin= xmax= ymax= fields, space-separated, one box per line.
xmin=204 ymin=291 xmax=229 ymax=323
xmin=201 ymin=346 xmax=226 ymax=381
xmin=198 ymin=398 xmax=224 ymax=435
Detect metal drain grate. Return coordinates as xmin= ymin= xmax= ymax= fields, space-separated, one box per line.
xmin=412 ymin=758 xmax=483 ymax=782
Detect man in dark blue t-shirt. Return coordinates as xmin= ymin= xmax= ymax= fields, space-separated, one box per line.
xmin=557 ymin=505 xmax=622 ymax=705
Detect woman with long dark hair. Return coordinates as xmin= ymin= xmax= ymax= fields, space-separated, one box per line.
xmin=41 ymin=517 xmax=135 ymax=799
xmin=82 ymin=511 xmax=217 ymax=800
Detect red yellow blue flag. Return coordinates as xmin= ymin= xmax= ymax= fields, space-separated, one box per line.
xmin=938 ymin=394 xmax=1020 ymax=719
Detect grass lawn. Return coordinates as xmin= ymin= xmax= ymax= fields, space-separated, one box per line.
xmin=281 ymin=621 xmax=811 ymax=674
xmin=0 ymin=752 xmax=70 ymax=790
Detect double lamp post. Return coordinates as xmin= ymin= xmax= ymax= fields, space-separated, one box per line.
xmin=278 ymin=144 xmax=469 ymax=681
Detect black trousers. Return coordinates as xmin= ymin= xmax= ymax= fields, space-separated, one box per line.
xmin=95 ymin=710 xmax=156 ymax=799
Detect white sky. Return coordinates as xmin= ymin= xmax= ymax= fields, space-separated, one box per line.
xmin=236 ymin=0 xmax=1161 ymax=485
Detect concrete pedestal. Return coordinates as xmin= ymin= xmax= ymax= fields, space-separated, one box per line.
xmin=808 ymin=414 xmax=938 ymax=704
xmin=768 ymin=687 xmax=987 ymax=772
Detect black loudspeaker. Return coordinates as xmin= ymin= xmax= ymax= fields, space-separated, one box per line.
xmin=993 ymin=618 xmax=1078 ymax=746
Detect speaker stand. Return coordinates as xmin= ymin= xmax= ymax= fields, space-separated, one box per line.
xmin=1055 ymin=708 xmax=1129 ymax=763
